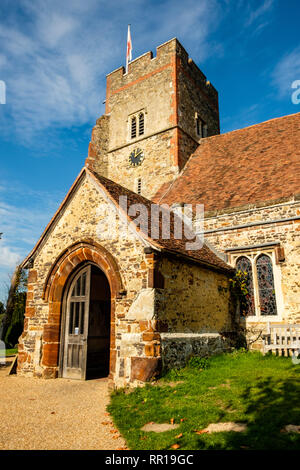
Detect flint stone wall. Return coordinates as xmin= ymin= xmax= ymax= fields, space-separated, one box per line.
xmin=200 ymin=199 xmax=300 ymax=349
xmin=156 ymin=256 xmax=233 ymax=333
xmin=161 ymin=333 xmax=230 ymax=370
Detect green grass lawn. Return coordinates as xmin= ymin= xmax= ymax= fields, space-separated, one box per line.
xmin=108 ymin=351 xmax=300 ymax=450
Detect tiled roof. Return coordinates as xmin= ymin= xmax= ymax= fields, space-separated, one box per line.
xmin=21 ymin=167 xmax=231 ymax=272
xmin=154 ymin=112 xmax=300 ymax=212
xmin=89 ymin=170 xmax=232 ymax=272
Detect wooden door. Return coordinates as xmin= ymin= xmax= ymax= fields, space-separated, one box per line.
xmin=62 ymin=266 xmax=91 ymax=379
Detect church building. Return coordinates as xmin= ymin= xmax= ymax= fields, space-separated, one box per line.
xmin=18 ymin=38 xmax=300 ymax=387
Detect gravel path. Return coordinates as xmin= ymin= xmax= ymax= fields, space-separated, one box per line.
xmin=0 ymin=372 xmax=127 ymax=450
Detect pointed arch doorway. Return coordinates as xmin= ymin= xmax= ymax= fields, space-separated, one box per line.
xmin=59 ymin=263 xmax=111 ymax=380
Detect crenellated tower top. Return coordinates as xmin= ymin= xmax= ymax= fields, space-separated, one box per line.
xmin=86 ymin=38 xmax=220 ymax=199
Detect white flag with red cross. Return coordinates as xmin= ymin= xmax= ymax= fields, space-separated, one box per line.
xmin=126 ymin=25 xmax=132 ymax=73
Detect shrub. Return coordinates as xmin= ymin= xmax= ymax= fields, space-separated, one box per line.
xmin=1 ymin=267 xmax=27 ymax=348
xmin=188 ymin=356 xmax=210 ymax=370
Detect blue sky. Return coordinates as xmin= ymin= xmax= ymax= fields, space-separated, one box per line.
xmin=0 ymin=0 xmax=300 ymax=301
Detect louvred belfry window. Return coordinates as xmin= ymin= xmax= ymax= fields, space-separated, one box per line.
xmin=139 ymin=113 xmax=144 ymax=136
xmin=196 ymin=116 xmax=208 ymax=138
xmin=256 ymin=254 xmax=277 ymax=316
xmin=131 ymin=116 xmax=137 ymax=139
xmin=129 ymin=110 xmax=145 ymax=140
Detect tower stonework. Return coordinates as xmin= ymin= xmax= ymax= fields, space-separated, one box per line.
xmin=86 ymin=38 xmax=220 ymax=199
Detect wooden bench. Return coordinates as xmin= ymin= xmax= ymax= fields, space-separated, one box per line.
xmin=263 ymin=323 xmax=300 ymax=356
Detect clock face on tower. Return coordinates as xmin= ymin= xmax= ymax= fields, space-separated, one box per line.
xmin=129 ymin=148 xmax=144 ymax=167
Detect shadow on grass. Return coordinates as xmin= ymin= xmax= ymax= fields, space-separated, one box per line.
xmin=196 ymin=371 xmax=300 ymax=450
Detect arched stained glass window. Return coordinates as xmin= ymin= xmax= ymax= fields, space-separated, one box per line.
xmin=256 ymin=254 xmax=277 ymax=316
xmin=236 ymin=256 xmax=255 ymax=316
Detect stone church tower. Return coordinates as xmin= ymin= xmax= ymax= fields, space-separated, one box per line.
xmin=85 ymin=38 xmax=220 ymax=199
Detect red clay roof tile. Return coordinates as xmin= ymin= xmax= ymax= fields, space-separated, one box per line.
xmin=21 ymin=167 xmax=231 ymax=272
xmin=154 ymin=112 xmax=300 ymax=212
xmin=90 ymin=170 xmax=231 ymax=272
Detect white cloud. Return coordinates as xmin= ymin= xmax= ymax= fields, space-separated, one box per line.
xmin=141 ymin=0 xmax=221 ymax=59
xmin=0 ymin=0 xmax=280 ymax=146
xmin=0 ymin=25 xmax=37 ymax=58
xmin=0 ymin=54 xmax=7 ymax=68
xmin=0 ymin=243 xmax=21 ymax=269
xmin=245 ymin=0 xmax=274 ymax=27
xmin=0 ymin=200 xmax=48 ymax=245
xmin=0 ymin=241 xmax=21 ymax=302
xmin=0 ymin=185 xmax=62 ymax=244
xmin=37 ymin=13 xmax=78 ymax=48
xmin=0 ymin=0 xmax=223 ymax=144
xmin=272 ymin=46 xmax=300 ymax=98
xmin=0 ymin=181 xmax=63 ymax=301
